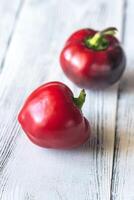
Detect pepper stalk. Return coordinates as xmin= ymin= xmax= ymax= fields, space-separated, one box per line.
xmin=85 ymin=27 xmax=117 ymax=51
xmin=73 ymin=89 xmax=86 ymax=109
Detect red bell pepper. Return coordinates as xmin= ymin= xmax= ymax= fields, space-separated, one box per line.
xmin=60 ymin=27 xmax=126 ymax=89
xmin=18 ymin=82 xmax=90 ymax=149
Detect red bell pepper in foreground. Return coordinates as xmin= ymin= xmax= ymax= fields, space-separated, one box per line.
xmin=60 ymin=27 xmax=126 ymax=89
xmin=18 ymin=82 xmax=90 ymax=148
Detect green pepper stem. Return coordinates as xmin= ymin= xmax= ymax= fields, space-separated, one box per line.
xmin=73 ymin=89 xmax=86 ymax=109
xmin=85 ymin=27 xmax=117 ymax=50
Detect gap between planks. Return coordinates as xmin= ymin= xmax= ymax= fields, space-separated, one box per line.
xmin=110 ymin=0 xmax=128 ymax=199
xmin=0 ymin=0 xmax=25 ymax=72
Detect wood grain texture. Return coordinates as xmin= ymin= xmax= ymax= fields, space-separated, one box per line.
xmin=0 ymin=0 xmax=124 ymax=199
xmin=111 ymin=0 xmax=134 ymax=199
xmin=0 ymin=0 xmax=24 ymax=70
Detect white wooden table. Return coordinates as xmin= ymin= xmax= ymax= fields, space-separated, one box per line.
xmin=0 ymin=0 xmax=134 ymax=199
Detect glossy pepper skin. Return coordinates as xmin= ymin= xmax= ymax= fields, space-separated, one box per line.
xmin=60 ymin=27 xmax=126 ymax=89
xmin=18 ymin=82 xmax=90 ymax=149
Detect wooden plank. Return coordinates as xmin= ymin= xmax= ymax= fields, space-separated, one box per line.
xmin=0 ymin=0 xmax=24 ymax=70
xmin=0 ymin=0 xmax=124 ymax=199
xmin=111 ymin=0 xmax=134 ymax=199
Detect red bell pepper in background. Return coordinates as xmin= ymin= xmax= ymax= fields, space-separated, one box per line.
xmin=18 ymin=82 xmax=90 ymax=149
xmin=60 ymin=27 xmax=126 ymax=89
